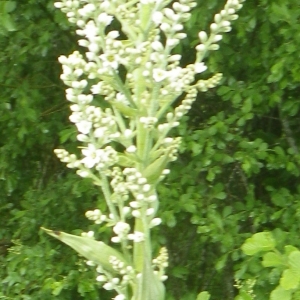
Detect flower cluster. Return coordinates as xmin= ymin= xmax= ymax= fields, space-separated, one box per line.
xmin=95 ymin=258 xmax=136 ymax=297
xmin=53 ymin=0 xmax=245 ymax=298
xmin=153 ymin=247 xmax=169 ymax=281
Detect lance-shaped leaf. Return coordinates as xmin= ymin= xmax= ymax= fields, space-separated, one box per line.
xmin=110 ymin=101 xmax=137 ymax=117
xmin=41 ymin=227 xmax=128 ymax=273
xmin=135 ymin=260 xmax=165 ymax=300
xmin=143 ymin=152 xmax=171 ymax=184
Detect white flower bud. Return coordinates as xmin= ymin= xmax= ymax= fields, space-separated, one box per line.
xmin=210 ymin=23 xmax=218 ymax=32
xmin=173 ymin=2 xmax=190 ymax=13
xmin=147 ymin=194 xmax=157 ymax=202
xmin=54 ymin=2 xmax=63 ymax=8
xmin=150 ymin=218 xmax=162 ymax=227
xmin=151 ymin=41 xmax=164 ymax=51
xmin=194 ymin=62 xmax=207 ymax=74
xmin=114 ymin=295 xmax=125 ymax=300
xmin=111 ymin=278 xmax=120 ymax=284
xmin=196 ymin=44 xmax=206 ymax=52
xmin=76 ymin=170 xmax=89 ymax=177
xmin=213 ymin=35 xmax=223 ymax=42
xmin=103 ymin=282 xmax=114 ymax=290
xmin=130 ymin=201 xmax=140 ymax=208
xmin=221 ymin=20 xmax=231 ymax=27
xmin=126 ymin=145 xmax=137 ymax=153
xmin=152 ymin=11 xmax=163 ymax=24
xmin=198 ymin=31 xmax=208 ymax=43
xmin=111 ymin=236 xmax=121 ymax=243
xmin=123 ymin=206 xmax=131 ymax=216
xmin=208 ymin=44 xmax=220 ymax=51
xmin=132 ymin=210 xmax=141 ymax=218
xmin=96 ymin=275 xmax=106 ymax=282
xmin=146 ymin=208 xmax=155 ymax=216
xmin=97 ymin=13 xmax=114 ymax=25
xmin=214 ymin=13 xmax=222 ymax=23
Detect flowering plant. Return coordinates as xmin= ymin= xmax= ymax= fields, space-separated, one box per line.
xmin=42 ymin=0 xmax=245 ymax=299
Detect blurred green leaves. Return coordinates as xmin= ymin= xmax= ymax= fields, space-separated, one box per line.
xmin=0 ymin=1 xmax=17 ymax=33
xmin=1 ymin=0 xmax=300 ymax=299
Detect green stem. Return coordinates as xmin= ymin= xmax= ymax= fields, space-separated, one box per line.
xmin=100 ymin=174 xmax=119 ymax=220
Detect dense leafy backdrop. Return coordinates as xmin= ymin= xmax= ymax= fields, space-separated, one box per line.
xmin=1 ymin=1 xmax=299 ymax=299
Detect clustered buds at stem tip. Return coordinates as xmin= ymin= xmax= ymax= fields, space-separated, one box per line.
xmin=52 ymin=0 xmax=245 ymax=298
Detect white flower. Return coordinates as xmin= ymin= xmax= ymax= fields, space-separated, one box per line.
xmin=94 ymin=127 xmax=106 ymax=138
xmin=194 ymin=62 xmax=207 ymax=74
xmin=97 ymin=12 xmax=113 ymax=26
xmin=78 ymin=3 xmax=95 ymax=17
xmin=152 ymin=11 xmax=163 ymax=25
xmin=91 ymin=82 xmax=104 ymax=94
xmin=76 ymin=120 xmax=92 ymax=134
xmin=153 ymin=69 xmax=168 ymax=82
xmin=99 ymin=53 xmax=120 ymax=69
xmin=77 ymin=94 xmax=93 ymax=104
xmin=83 ymin=20 xmax=98 ymax=40
xmin=128 ymin=231 xmax=144 ymax=242
xmin=113 ymin=222 xmax=130 ymax=235
xmin=163 ymin=8 xmax=179 ymax=22
xmin=81 ymin=144 xmax=102 ymax=168
xmin=72 ymin=79 xmax=88 ymax=89
xmin=88 ymin=43 xmax=99 ymax=53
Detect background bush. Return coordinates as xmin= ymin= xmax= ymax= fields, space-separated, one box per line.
xmin=1 ymin=1 xmax=300 ymax=299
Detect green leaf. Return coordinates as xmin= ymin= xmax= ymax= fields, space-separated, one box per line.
xmin=59 ymin=128 xmax=76 ymax=143
xmin=196 ymin=291 xmax=210 ymax=300
xmin=110 ymin=101 xmax=137 ymax=117
xmin=262 ymin=252 xmax=283 ymax=267
xmin=215 ymin=191 xmax=226 ymax=200
xmin=143 ymin=153 xmax=171 ymax=183
xmin=52 ymin=281 xmax=64 ymax=296
xmin=135 ymin=241 xmax=165 ymax=300
xmin=1 ymin=13 xmax=17 ymax=31
xmin=280 ymin=269 xmax=300 ymax=290
xmin=241 ymin=232 xmax=276 ymax=256
xmin=215 ymin=254 xmax=228 ymax=271
xmin=4 ymin=1 xmax=16 ymax=13
xmin=117 ymin=153 xmax=136 ymax=167
xmin=288 ymin=251 xmax=300 ymax=276
xmin=41 ymin=227 xmax=128 ymax=273
xmin=285 ymin=245 xmax=299 ymax=255
xmin=235 ymin=291 xmax=253 ymax=300
xmin=270 ymin=286 xmax=292 ymax=300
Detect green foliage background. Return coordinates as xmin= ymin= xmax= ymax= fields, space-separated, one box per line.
xmin=1 ymin=0 xmax=300 ymax=299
